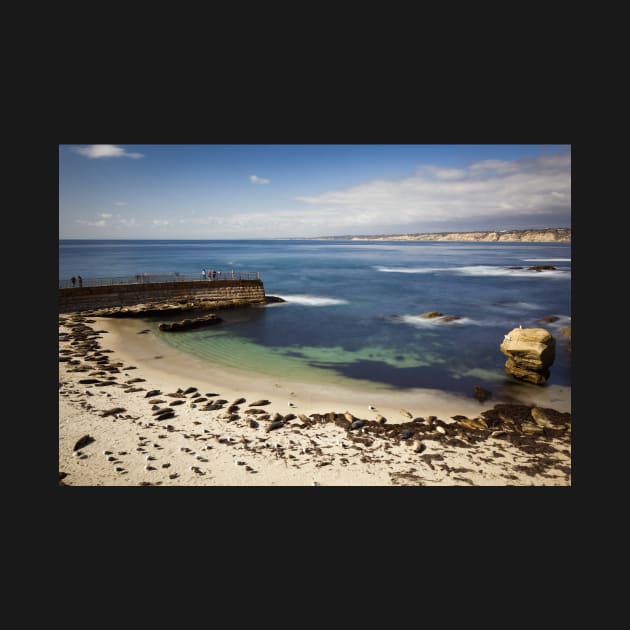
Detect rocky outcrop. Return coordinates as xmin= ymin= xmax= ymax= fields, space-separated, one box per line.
xmin=419 ymin=311 xmax=462 ymax=322
xmin=159 ymin=314 xmax=222 ymax=332
xmin=558 ymin=325 xmax=571 ymax=352
xmin=500 ymin=328 xmax=556 ymax=385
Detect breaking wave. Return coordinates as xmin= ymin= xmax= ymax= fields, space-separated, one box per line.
xmin=376 ymin=265 xmax=570 ymax=278
xmin=395 ymin=314 xmax=481 ymax=328
xmin=275 ymin=294 xmax=349 ymax=306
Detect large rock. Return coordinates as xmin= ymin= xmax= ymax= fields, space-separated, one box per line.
xmin=500 ymin=328 xmax=555 ymax=385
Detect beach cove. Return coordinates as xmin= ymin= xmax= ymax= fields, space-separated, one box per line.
xmin=59 ymin=312 xmax=571 ymax=486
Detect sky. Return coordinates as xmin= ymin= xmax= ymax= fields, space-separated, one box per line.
xmin=59 ymin=144 xmax=571 ymax=239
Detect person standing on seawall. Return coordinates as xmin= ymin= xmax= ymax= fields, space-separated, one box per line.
xmin=202 ymin=269 xmax=206 ymax=280
xmin=71 ymin=276 xmax=76 ymax=287
xmin=78 ymin=275 xmax=83 ymax=287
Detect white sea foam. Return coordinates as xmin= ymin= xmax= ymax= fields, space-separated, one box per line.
xmin=492 ymin=301 xmax=542 ymax=311
xmin=455 ymin=265 xmax=569 ymax=278
xmin=376 ymin=265 xmax=570 ymax=278
xmin=397 ymin=314 xmax=480 ymax=328
xmin=375 ymin=266 xmax=447 ymax=274
xmin=276 ymin=294 xmax=349 ymax=306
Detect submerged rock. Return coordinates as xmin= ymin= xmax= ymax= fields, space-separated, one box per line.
xmin=472 ymin=386 xmax=491 ymax=402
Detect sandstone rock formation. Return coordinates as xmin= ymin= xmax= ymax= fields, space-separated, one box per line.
xmin=500 ymin=327 xmax=556 ymax=385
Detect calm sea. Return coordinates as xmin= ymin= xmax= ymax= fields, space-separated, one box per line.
xmin=59 ymin=239 xmax=571 ymax=395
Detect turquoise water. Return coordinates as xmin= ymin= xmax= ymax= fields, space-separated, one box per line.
xmin=59 ymin=239 xmax=571 ymax=394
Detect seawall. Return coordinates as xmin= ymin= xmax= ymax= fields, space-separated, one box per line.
xmin=59 ymin=279 xmax=266 ymax=313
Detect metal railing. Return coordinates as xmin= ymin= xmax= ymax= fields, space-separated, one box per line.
xmin=59 ymin=270 xmax=260 ymax=289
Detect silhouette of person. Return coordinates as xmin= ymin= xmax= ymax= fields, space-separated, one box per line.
xmin=71 ymin=276 xmax=76 ymax=287
xmin=78 ymin=275 xmax=83 ymax=287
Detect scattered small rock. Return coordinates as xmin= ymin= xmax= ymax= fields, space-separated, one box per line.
xmin=73 ymin=434 xmax=94 ymax=451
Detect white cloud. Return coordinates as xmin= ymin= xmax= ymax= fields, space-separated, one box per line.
xmin=76 ymin=219 xmax=106 ymax=227
xmin=72 ymin=145 xmax=144 ymax=159
xmin=114 ymin=201 xmax=128 ymax=206
xmin=293 ymin=151 xmax=571 ymax=228
xmin=249 ymin=174 xmax=271 ymax=184
xmin=100 ymin=213 xmax=112 ymax=218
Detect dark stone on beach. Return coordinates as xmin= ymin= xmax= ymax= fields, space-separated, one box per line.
xmin=249 ymin=399 xmax=271 ymax=407
xmin=191 ymin=392 xmax=200 ymax=398
xmin=508 ymin=266 xmax=524 ymax=269
xmin=73 ymin=434 xmax=94 ymax=451
xmin=155 ymin=410 xmax=175 ymax=421
xmin=59 ymin=471 xmax=68 ymax=481
xmin=169 ymin=400 xmax=185 ymax=406
xmin=126 ymin=377 xmax=146 ymax=384
xmin=145 ymin=389 xmax=161 ymax=398
xmin=528 ymin=265 xmax=556 ymax=272
xmin=350 ymin=420 xmax=365 ymax=430
xmin=183 ymin=387 xmax=197 ymax=395
xmin=101 ymin=407 xmax=126 ymax=417
xmin=540 ymin=315 xmax=560 ymax=323
xmin=231 ymin=397 xmax=246 ymax=405
xmin=473 ymin=386 xmax=491 ymax=402
xmin=531 ymin=406 xmax=571 ymax=427
xmin=248 ymin=419 xmax=259 ymax=428
xmin=78 ymin=378 xmax=100 ymax=384
xmin=166 ymin=392 xmax=187 ymax=398
xmin=266 ymin=420 xmax=284 ymax=432
xmin=138 ymin=329 xmax=151 ymax=334
xmin=420 ymin=311 xmax=443 ymax=318
xmin=265 ymin=296 xmax=286 ymax=304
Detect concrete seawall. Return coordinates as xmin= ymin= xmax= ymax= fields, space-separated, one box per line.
xmin=59 ymin=279 xmax=266 ymax=313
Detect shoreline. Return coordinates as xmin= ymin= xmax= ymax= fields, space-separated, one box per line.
xmin=59 ymin=314 xmax=571 ymax=486
xmin=100 ymin=316 xmax=571 ymax=419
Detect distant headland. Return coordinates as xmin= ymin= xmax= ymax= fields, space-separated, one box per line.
xmin=306 ymin=228 xmax=571 ymax=243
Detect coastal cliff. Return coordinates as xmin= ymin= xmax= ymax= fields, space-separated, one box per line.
xmin=312 ymin=228 xmax=571 ymax=243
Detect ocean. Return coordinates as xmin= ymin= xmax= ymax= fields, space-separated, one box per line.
xmin=59 ymin=239 xmax=571 ymax=396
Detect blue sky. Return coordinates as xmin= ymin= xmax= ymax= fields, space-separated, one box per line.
xmin=59 ymin=144 xmax=571 ymax=238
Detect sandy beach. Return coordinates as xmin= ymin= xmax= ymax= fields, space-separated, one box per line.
xmin=59 ymin=313 xmax=571 ymax=486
